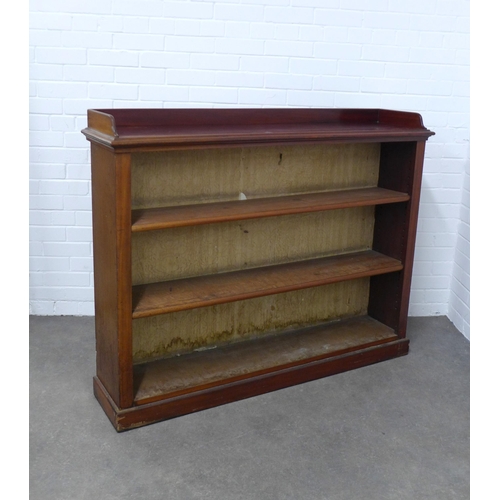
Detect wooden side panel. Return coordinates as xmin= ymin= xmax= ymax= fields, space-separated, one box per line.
xmin=369 ymin=141 xmax=426 ymax=336
xmin=87 ymin=109 xmax=117 ymax=138
xmin=397 ymin=141 xmax=426 ymax=332
xmin=91 ymin=145 xmax=133 ymax=408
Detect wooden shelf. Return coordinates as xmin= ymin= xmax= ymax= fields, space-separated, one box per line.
xmin=132 ymin=250 xmax=402 ymax=319
xmin=133 ymin=315 xmax=398 ymax=404
xmin=131 ymin=187 xmax=410 ymax=232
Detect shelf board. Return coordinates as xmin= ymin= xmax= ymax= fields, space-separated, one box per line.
xmin=131 ymin=187 xmax=409 ymax=232
xmin=132 ymin=250 xmax=402 ymax=319
xmin=133 ymin=315 xmax=398 ymax=404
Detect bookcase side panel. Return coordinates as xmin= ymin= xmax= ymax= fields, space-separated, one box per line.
xmin=91 ymin=144 xmax=133 ymax=408
xmin=397 ymin=141 xmax=427 ymax=333
xmin=369 ymin=141 xmax=426 ymax=336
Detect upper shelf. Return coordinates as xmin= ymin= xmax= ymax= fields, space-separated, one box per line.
xmin=82 ymin=108 xmax=435 ymax=151
xmin=132 ymin=187 xmax=410 ymax=232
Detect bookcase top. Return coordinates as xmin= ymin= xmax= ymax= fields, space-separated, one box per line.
xmin=82 ymin=108 xmax=434 ymax=151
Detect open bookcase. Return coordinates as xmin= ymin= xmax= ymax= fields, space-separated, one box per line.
xmin=82 ymin=108 xmax=434 ymax=431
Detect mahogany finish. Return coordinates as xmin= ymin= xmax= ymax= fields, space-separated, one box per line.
xmin=133 ymin=316 xmax=399 ymax=404
xmin=90 ymin=145 xmax=133 ymax=408
xmin=82 ymin=108 xmax=433 ymax=151
xmin=83 ymin=108 xmax=434 ymax=431
xmin=132 ymin=251 xmax=402 ymax=319
xmin=95 ymin=338 xmax=409 ymax=432
xmin=131 ymin=187 xmax=409 ymax=231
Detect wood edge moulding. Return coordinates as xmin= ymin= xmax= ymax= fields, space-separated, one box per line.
xmin=83 ymin=108 xmax=434 ymax=431
xmin=131 ymin=187 xmax=410 ymax=231
xmin=95 ymin=333 xmax=410 ymax=432
xmin=82 ymin=108 xmax=434 ymax=151
xmin=132 ymin=316 xmax=400 ymax=405
xmin=131 ymin=250 xmax=403 ymax=319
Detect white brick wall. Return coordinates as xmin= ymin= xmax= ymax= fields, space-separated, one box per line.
xmin=448 ymin=160 xmax=470 ymax=339
xmin=29 ymin=0 xmax=470 ymax=337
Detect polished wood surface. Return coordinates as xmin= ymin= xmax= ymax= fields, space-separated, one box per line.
xmin=95 ymin=337 xmax=409 ymax=431
xmin=83 ymin=108 xmax=434 ymax=431
xmin=368 ymin=141 xmax=427 ymax=336
xmin=83 ymin=108 xmax=434 ymax=151
xmin=90 ymin=145 xmax=133 ymax=408
xmin=132 ymin=187 xmax=409 ymax=231
xmin=133 ymin=316 xmax=398 ymax=404
xmin=132 ymin=279 xmax=371 ymax=362
xmin=132 ymin=251 xmax=402 ymax=319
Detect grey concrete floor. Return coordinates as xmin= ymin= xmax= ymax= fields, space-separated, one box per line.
xmin=30 ymin=316 xmax=469 ymax=500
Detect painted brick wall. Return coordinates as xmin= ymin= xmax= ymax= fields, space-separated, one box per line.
xmin=29 ymin=0 xmax=470 ymax=336
xmin=448 ymin=159 xmax=470 ymax=339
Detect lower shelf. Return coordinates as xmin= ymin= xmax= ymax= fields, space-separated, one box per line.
xmin=132 ymin=250 xmax=402 ymax=318
xmin=133 ymin=315 xmax=398 ymax=403
xmin=93 ymin=315 xmax=409 ymax=431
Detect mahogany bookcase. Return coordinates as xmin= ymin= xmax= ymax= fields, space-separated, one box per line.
xmin=82 ymin=108 xmax=434 ymax=431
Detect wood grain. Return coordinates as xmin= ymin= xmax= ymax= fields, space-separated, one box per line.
xmin=82 ymin=108 xmax=434 ymax=151
xmin=83 ymin=108 xmax=433 ymax=430
xmin=90 ymin=145 xmax=133 ymax=408
xmin=369 ymin=141 xmax=426 ymax=336
xmin=131 ymin=187 xmax=409 ymax=231
xmin=133 ymin=315 xmax=398 ymax=403
xmin=96 ymin=336 xmax=410 ymax=431
xmin=132 ymin=278 xmax=370 ymax=362
xmin=132 ymin=250 xmax=402 ymax=319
